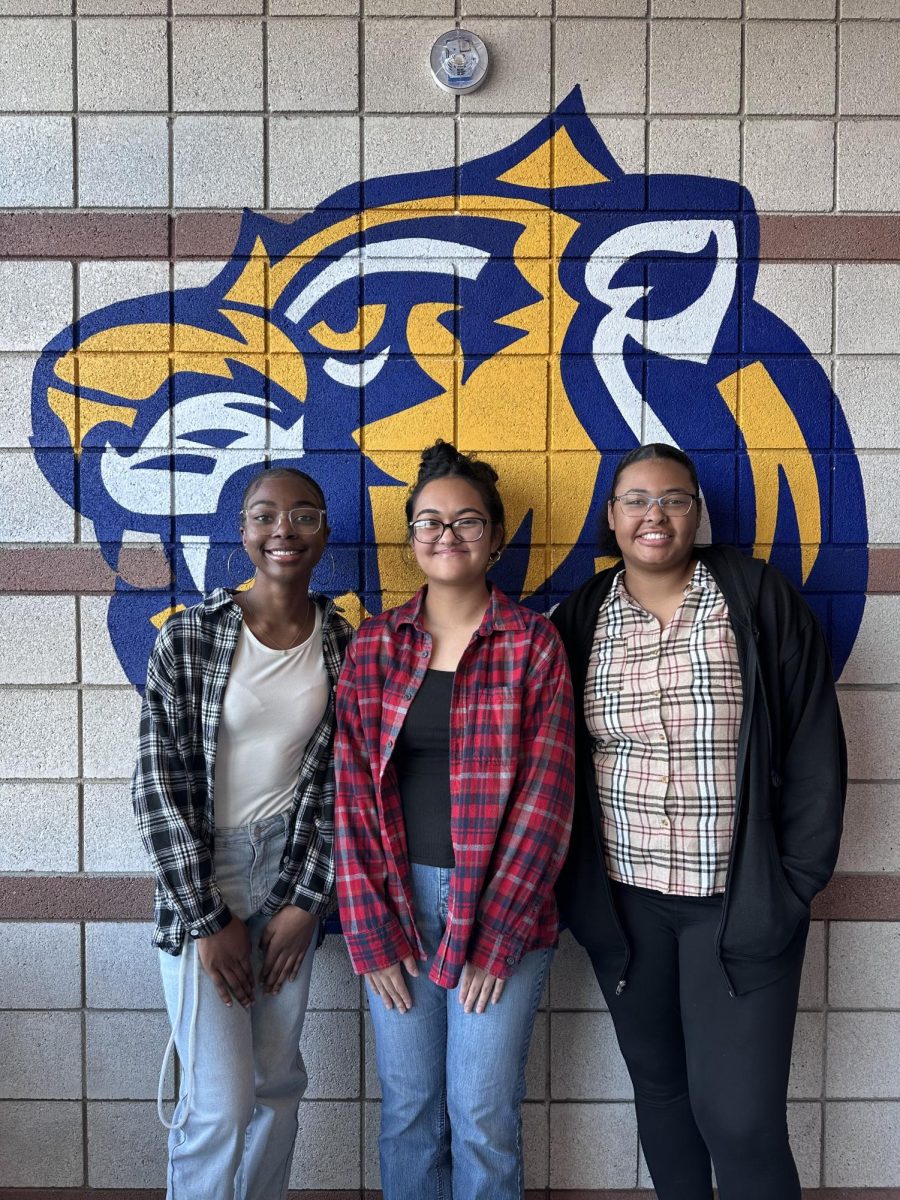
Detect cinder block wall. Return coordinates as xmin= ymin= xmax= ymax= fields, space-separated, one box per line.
xmin=1 ymin=0 xmax=899 ymax=1195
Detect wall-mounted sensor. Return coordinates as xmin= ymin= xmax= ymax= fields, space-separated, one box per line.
xmin=430 ymin=29 xmax=489 ymax=95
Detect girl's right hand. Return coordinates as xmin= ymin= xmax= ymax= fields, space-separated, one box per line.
xmin=197 ymin=916 xmax=255 ymax=1008
xmin=365 ymin=956 xmax=420 ymax=1013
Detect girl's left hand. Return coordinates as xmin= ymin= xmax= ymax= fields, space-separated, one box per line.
xmin=259 ymin=906 xmax=317 ymax=996
xmin=458 ymin=962 xmax=506 ymax=1014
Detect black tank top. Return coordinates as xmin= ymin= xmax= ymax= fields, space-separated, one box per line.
xmin=393 ymin=669 xmax=455 ymax=868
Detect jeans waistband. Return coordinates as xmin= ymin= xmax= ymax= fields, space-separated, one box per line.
xmin=214 ymin=809 xmax=290 ymax=846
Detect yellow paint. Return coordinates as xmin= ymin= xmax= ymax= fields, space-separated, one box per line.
xmin=593 ymin=555 xmax=620 ymax=574
xmin=550 ymin=453 xmax=603 ymax=544
xmin=717 ymin=361 xmax=821 ymax=581
xmin=47 ymin=387 xmax=138 ymax=452
xmin=498 ymin=127 xmax=608 ymax=191
xmin=332 ymin=591 xmax=370 ymax=629
xmin=223 ymin=237 xmax=270 ymax=309
xmin=310 ymin=304 xmax=386 ymax=352
xmin=150 ymin=604 xmax=186 ymax=629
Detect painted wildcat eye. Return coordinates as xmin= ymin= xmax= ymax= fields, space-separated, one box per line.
xmin=309 ymin=304 xmax=386 ymax=352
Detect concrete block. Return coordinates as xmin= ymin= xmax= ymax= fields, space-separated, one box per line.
xmin=364 ymin=19 xmax=460 ymax=113
xmin=301 ymin=1010 xmax=360 ymax=1099
xmin=841 ymin=598 xmax=900 ymax=687
xmin=838 ymin=120 xmax=900 ymax=212
xmin=307 ymin=935 xmax=361 ymax=1010
xmin=0 ymin=451 xmax=75 ymax=542
xmin=0 ymin=261 xmax=72 ymax=353
xmin=649 ymin=117 xmax=740 ymax=182
xmin=788 ymin=1101 xmax=822 ymax=1188
xmin=526 ymin=1011 xmax=548 ymax=1100
xmin=843 ymin=0 xmax=897 ymax=12
xmin=748 ymin=0 xmax=834 ymax=14
xmin=87 ymin=1100 xmax=166 ymax=1187
xmin=0 ymin=116 xmax=73 ymax=207
xmin=558 ymin=0 xmax=646 ymax=10
xmin=0 ymin=688 xmax=78 ymax=778
xmin=77 ymin=18 xmax=168 ymax=111
xmin=173 ymin=18 xmax=263 ymax=111
xmin=836 ymin=356 xmax=900 ymax=450
xmin=0 ymin=1012 xmax=82 ymax=1100
xmin=268 ymin=0 xmax=356 ymax=13
xmin=79 ymin=116 xmax=169 ymax=208
xmin=0 ymin=19 xmax=72 ymax=111
xmin=373 ymin=0 xmax=453 ymax=11
xmin=656 ymin=0 xmax=739 ymax=11
xmin=268 ymin=18 xmax=359 ymax=112
xmin=289 ymin=1100 xmax=360 ymax=1188
xmin=270 ymin=115 xmax=360 ymax=210
xmin=80 ymin=596 xmax=130 ymax=685
xmin=556 ymin=19 xmax=646 ymax=115
xmin=0 ymin=923 xmax=81 ymax=1009
xmin=0 ymin=353 xmax=38 ymax=447
xmin=824 ymin=1101 xmax=900 ymax=1186
xmin=79 ymin=0 xmax=166 ymax=13
xmin=854 ymin=453 xmax=900 ymax=543
xmin=85 ymin=921 xmax=165 ymax=1010
xmin=754 ymin=262 xmax=833 ymax=354
xmin=549 ymin=1101 xmax=638 ymax=1187
xmin=82 ymin=686 xmax=146 ymax=779
xmin=551 ymin=1011 xmax=633 ymax=1100
xmin=524 ymin=1101 xmax=549 ymax=1187
xmin=0 ymin=0 xmax=69 ymax=11
xmin=837 ymin=784 xmax=900 ymax=874
xmin=789 ymin=1010 xmax=825 ymax=1100
xmin=841 ymin=21 xmax=900 ymax=115
xmin=363 ymin=1008 xmax=380 ymax=1099
xmin=837 ymin=265 xmax=900 ymax=353
xmin=826 ymin=1011 xmax=900 ymax=1099
xmin=83 ymin=780 xmax=151 ymax=873
xmin=363 ymin=114 xmax=454 ymax=183
xmin=745 ymin=21 xmax=835 ymax=115
xmin=0 ymin=596 xmax=77 ymax=684
xmin=0 ymin=783 xmax=78 ymax=873
xmin=548 ymin=929 xmax=606 ymax=1010
xmin=173 ymin=116 xmax=263 ymax=209
xmin=591 ymin=116 xmax=646 ymax=173
xmin=839 ymin=688 xmax=900 ymax=775
xmin=176 ymin=0 xmax=260 ymax=13
xmin=743 ymin=118 xmax=834 ymax=212
xmin=363 ymin=1098 xmax=381 ymax=1188
xmin=0 ymin=1101 xmax=82 ymax=1185
xmin=799 ymin=920 xmax=826 ymax=1010
xmin=172 ymin=259 xmax=228 ymax=290
xmin=650 ymin=20 xmax=741 ymax=114
xmin=79 ymin=261 xmax=170 ymax=318
xmin=829 ymin=923 xmax=900 ymax=1010
xmin=459 ymin=20 xmax=551 ymax=115
xmin=86 ymin=1010 xmax=173 ymax=1099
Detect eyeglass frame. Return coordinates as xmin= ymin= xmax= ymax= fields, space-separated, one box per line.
xmin=408 ymin=516 xmax=490 ymax=544
xmin=241 ymin=505 xmax=327 ymax=534
xmin=611 ymin=491 xmax=699 ymax=515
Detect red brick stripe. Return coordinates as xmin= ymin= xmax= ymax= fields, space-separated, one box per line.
xmin=0 ymin=873 xmax=895 ymax=923
xmin=1 ymin=212 xmax=900 ymax=262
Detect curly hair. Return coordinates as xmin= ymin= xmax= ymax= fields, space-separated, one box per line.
xmin=405 ymin=440 xmax=506 ymax=548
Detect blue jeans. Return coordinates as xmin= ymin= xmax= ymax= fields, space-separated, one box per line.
xmin=367 ymin=862 xmax=550 ymax=1200
xmin=159 ymin=812 xmax=318 ymax=1200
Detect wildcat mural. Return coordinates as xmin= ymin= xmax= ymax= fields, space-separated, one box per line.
xmin=31 ymin=89 xmax=867 ymax=687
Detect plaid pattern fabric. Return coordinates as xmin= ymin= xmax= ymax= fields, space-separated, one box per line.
xmin=334 ymin=585 xmax=575 ymax=988
xmin=132 ymin=588 xmax=354 ymax=953
xmin=585 ymin=562 xmax=742 ymax=896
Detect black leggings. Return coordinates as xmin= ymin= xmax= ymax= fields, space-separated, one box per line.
xmin=589 ymin=882 xmax=806 ymax=1200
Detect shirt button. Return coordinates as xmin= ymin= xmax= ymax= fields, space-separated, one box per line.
xmin=386 ymin=738 xmax=394 ymax=750
xmin=405 ymin=690 xmax=414 ymax=700
xmin=505 ymin=955 xmax=517 ymax=966
xmin=660 ymin=817 xmax=670 ymax=827
xmin=420 ymin=649 xmax=428 ymax=657
xmin=660 ymin=775 xmax=669 ymax=784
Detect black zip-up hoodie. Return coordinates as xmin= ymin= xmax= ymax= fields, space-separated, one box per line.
xmin=550 ymin=544 xmax=847 ymax=997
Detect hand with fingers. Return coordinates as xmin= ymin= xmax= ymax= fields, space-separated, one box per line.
xmin=458 ymin=961 xmax=506 ymax=1014
xmin=365 ymin=956 xmax=420 ymax=1014
xmin=197 ymin=916 xmax=255 ymax=1008
xmin=259 ymin=906 xmax=318 ymax=996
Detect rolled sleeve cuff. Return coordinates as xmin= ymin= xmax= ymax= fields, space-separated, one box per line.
xmin=185 ymin=900 xmax=232 ymax=940
xmin=343 ymin=919 xmax=415 ymax=976
xmin=467 ymin=928 xmax=525 ymax=980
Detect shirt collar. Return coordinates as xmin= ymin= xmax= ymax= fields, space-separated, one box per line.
xmin=201 ymin=587 xmax=343 ymax=622
xmin=602 ymin=558 xmax=713 ymax=615
xmin=391 ymin=583 xmax=527 ymax=636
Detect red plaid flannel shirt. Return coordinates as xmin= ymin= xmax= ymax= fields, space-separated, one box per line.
xmin=334 ymin=585 xmax=575 ymax=989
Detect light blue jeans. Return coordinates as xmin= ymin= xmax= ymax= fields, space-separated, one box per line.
xmin=159 ymin=812 xmax=318 ymax=1200
xmin=367 ymin=862 xmax=550 ymax=1200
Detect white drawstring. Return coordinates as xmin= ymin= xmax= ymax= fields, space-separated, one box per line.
xmin=157 ymin=943 xmax=200 ymax=1130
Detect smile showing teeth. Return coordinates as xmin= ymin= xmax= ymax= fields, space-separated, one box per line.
xmin=638 ymin=532 xmax=670 ymax=542
xmin=266 ymin=548 xmax=304 ymax=558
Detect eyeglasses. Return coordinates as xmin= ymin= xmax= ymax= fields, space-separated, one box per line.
xmin=409 ymin=517 xmax=489 ymax=544
xmin=243 ymin=506 xmax=326 ymax=534
xmin=613 ymin=492 xmax=697 ymax=516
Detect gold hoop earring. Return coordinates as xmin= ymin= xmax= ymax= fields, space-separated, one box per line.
xmin=488 ymin=549 xmax=502 ymax=564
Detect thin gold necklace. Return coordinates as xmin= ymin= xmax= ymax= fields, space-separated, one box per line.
xmin=245 ymin=596 xmax=311 ymax=654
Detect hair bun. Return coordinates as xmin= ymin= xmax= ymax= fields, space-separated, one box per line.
xmin=417 ymin=439 xmax=462 ymax=478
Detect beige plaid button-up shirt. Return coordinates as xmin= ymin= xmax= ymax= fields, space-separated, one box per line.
xmin=584 ymin=560 xmax=743 ymax=896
